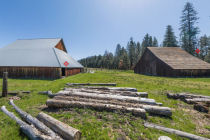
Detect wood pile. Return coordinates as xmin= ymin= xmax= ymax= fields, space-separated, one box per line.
xmin=40 ymin=85 xmax=172 ymax=118
xmin=167 ymin=93 xmax=210 ymax=113
xmin=1 ymin=100 xmax=81 ymax=140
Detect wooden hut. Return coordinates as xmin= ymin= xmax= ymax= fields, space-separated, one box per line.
xmin=0 ymin=38 xmax=83 ymax=79
xmin=134 ymin=47 xmax=210 ymax=77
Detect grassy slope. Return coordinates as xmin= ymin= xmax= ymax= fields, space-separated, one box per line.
xmin=0 ymin=70 xmax=209 ymax=140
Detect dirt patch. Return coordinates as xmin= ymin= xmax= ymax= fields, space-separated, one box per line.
xmin=178 ymin=103 xmax=210 ymax=135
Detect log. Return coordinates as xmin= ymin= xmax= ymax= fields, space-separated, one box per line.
xmin=9 ymin=100 xmax=61 ymax=139
xmin=66 ymin=83 xmax=116 ymax=86
xmin=46 ymin=99 xmax=147 ymax=118
xmin=55 ymin=90 xmax=158 ymax=105
xmin=1 ymin=106 xmax=51 ymax=140
xmin=37 ymin=112 xmax=81 ymax=140
xmin=2 ymin=72 xmax=8 ymax=97
xmin=64 ymin=88 xmax=148 ymax=97
xmin=167 ymin=93 xmax=210 ymax=100
xmin=39 ymin=91 xmax=54 ymax=98
xmin=158 ymin=136 xmax=172 ymax=140
xmin=144 ymin=122 xmax=210 ymax=140
xmin=53 ymin=96 xmax=172 ymax=117
xmin=185 ymin=98 xmax=210 ymax=104
xmin=193 ymin=103 xmax=209 ymax=113
xmin=79 ymin=86 xmax=138 ymax=92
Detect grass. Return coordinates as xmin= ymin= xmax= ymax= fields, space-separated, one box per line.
xmin=0 ymin=69 xmax=210 ymax=140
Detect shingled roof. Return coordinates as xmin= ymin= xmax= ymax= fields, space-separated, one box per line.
xmin=0 ymin=38 xmax=83 ymax=68
xmin=147 ymin=47 xmax=210 ymax=69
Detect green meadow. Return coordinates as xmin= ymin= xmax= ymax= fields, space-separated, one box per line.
xmin=0 ymin=69 xmax=209 ymax=140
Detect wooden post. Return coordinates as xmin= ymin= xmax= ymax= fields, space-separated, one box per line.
xmin=2 ymin=72 xmax=8 ymax=97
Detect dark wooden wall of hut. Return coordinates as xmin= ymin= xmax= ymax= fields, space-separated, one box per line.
xmin=134 ymin=49 xmax=210 ymax=77
xmin=0 ymin=67 xmax=61 ymax=79
xmin=134 ymin=49 xmax=173 ymax=76
xmin=65 ymin=68 xmax=81 ymax=76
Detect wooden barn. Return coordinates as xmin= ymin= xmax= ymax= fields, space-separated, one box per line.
xmin=134 ymin=47 xmax=210 ymax=77
xmin=0 ymin=38 xmax=83 ymax=79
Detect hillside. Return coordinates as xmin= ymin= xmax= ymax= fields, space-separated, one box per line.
xmin=0 ymin=69 xmax=210 ymax=140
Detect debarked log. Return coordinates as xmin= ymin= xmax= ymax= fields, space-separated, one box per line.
xmin=144 ymin=122 xmax=210 ymax=140
xmin=53 ymin=96 xmax=172 ymax=117
xmin=55 ymin=91 xmax=158 ymax=105
xmin=37 ymin=112 xmax=81 ymax=140
xmin=76 ymin=86 xmax=138 ymax=92
xmin=66 ymin=83 xmax=117 ymax=86
xmin=46 ymin=99 xmax=147 ymax=119
xmin=1 ymin=106 xmax=51 ymax=140
xmin=9 ymin=100 xmax=61 ymax=139
xmin=64 ymin=88 xmax=148 ymax=97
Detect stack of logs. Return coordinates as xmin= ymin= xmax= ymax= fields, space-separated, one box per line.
xmin=40 ymin=84 xmax=173 ymax=118
xmin=1 ymin=100 xmax=81 ymax=140
xmin=167 ymin=93 xmax=210 ymax=113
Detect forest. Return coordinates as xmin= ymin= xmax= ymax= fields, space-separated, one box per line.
xmin=79 ymin=2 xmax=210 ymax=70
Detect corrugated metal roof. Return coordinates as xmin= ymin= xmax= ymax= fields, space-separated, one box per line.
xmin=0 ymin=39 xmax=83 ymax=68
xmin=148 ymin=47 xmax=210 ymax=69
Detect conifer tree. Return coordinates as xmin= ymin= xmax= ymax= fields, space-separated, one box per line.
xmin=163 ymin=25 xmax=178 ymax=47
xmin=199 ymin=35 xmax=209 ymax=60
xmin=152 ymin=37 xmax=159 ymax=47
xmin=127 ymin=37 xmax=136 ymax=68
xmin=180 ymin=2 xmax=199 ymax=55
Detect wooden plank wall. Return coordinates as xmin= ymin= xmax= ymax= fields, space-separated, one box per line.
xmin=0 ymin=67 xmax=61 ymax=79
xmin=65 ymin=68 xmax=81 ymax=76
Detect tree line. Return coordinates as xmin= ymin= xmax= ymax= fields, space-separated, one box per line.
xmin=79 ymin=2 xmax=210 ymax=70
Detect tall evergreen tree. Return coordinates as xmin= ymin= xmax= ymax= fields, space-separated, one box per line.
xmin=135 ymin=42 xmax=141 ymax=64
xmin=152 ymin=37 xmax=159 ymax=47
xmin=141 ymin=34 xmax=151 ymax=55
xmin=127 ymin=37 xmax=136 ymax=68
xmin=199 ymin=35 xmax=209 ymax=60
xmin=180 ymin=2 xmax=199 ymax=55
xmin=163 ymin=25 xmax=178 ymax=47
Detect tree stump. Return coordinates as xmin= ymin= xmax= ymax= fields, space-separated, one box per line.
xmin=2 ymin=72 xmax=8 ymax=97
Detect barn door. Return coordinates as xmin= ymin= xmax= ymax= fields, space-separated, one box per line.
xmin=61 ymin=68 xmax=65 ymax=76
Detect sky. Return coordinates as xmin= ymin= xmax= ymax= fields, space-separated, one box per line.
xmin=0 ymin=0 xmax=209 ymax=60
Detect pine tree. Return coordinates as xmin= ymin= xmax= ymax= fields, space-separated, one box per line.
xmin=205 ymin=50 xmax=210 ymax=63
xmin=180 ymin=2 xmax=199 ymax=55
xmin=163 ymin=25 xmax=178 ymax=47
xmin=127 ymin=37 xmax=136 ymax=69
xmin=141 ymin=34 xmax=151 ymax=55
xmin=199 ymin=35 xmax=209 ymax=60
xmin=152 ymin=37 xmax=158 ymax=47
xmin=135 ymin=42 xmax=141 ymax=64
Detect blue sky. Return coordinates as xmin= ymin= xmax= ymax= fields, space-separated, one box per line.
xmin=0 ymin=0 xmax=209 ymax=60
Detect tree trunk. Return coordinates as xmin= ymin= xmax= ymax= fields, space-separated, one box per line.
xmin=1 ymin=106 xmax=51 ymax=140
xmin=66 ymin=83 xmax=116 ymax=86
xmin=185 ymin=98 xmax=210 ymax=104
xmin=53 ymin=96 xmax=172 ymax=117
xmin=2 ymin=72 xmax=8 ymax=97
xmin=54 ymin=91 xmax=158 ymax=105
xmin=64 ymin=88 xmax=148 ymax=97
xmin=37 ymin=112 xmax=81 ymax=140
xmin=144 ymin=122 xmax=210 ymax=140
xmin=9 ymin=100 xmax=61 ymax=139
xmin=46 ymin=99 xmax=147 ymax=119
xmin=76 ymin=86 xmax=138 ymax=92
